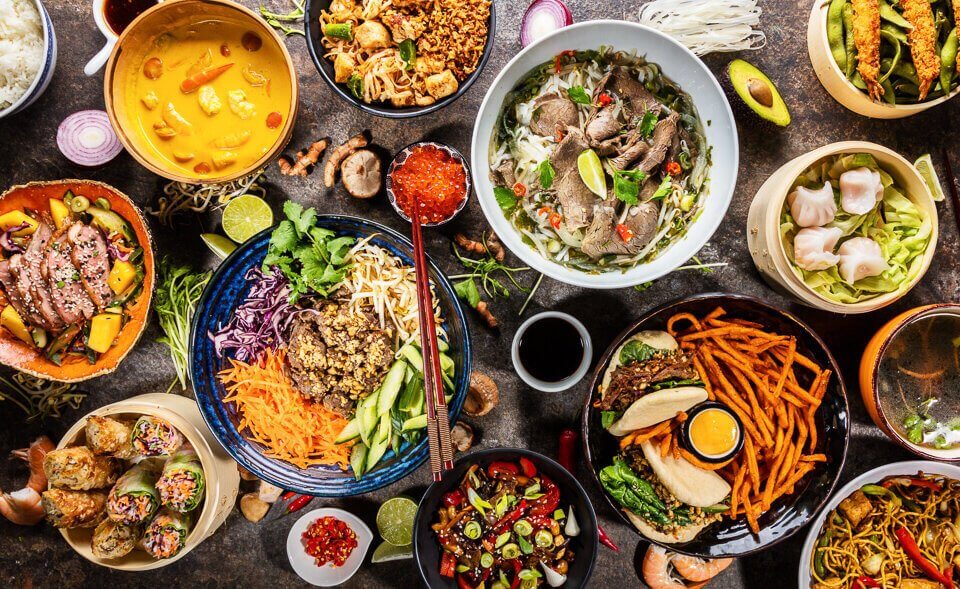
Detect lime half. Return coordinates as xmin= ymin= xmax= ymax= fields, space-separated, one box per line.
xmin=201 ymin=233 xmax=237 ymax=260
xmin=577 ymin=149 xmax=607 ymax=198
xmin=222 ymin=194 xmax=273 ymax=243
xmin=376 ymin=496 xmax=417 ymax=547
xmin=371 ymin=540 xmax=413 ymax=563
xmin=914 ymin=154 xmax=945 ymax=202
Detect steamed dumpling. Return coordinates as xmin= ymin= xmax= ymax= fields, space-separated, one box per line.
xmin=788 ymin=182 xmax=837 ymax=227
xmin=839 ymin=167 xmax=883 ymax=215
xmin=837 ymin=237 xmax=888 ymax=284
xmin=794 ymin=226 xmax=842 ymax=271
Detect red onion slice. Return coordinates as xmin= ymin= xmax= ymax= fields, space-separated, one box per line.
xmin=56 ymin=110 xmax=123 ymax=167
xmin=521 ymin=0 xmax=573 ymax=48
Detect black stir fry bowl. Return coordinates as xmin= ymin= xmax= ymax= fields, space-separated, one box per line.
xmin=581 ymin=293 xmax=851 ymax=558
xmin=414 ymin=448 xmax=599 ymax=589
xmin=304 ymin=0 xmax=496 ymax=118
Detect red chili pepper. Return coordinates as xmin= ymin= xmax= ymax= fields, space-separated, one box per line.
xmin=442 ymin=489 xmax=465 ymax=507
xmin=457 ymin=574 xmax=474 ymax=589
xmin=615 ymin=223 xmax=634 ymax=242
xmin=558 ymin=429 xmax=578 ymax=472
xmin=302 ymin=515 xmax=358 ymax=567
xmin=287 ymin=495 xmax=313 ymax=513
xmin=440 ymin=551 xmax=457 ymax=578
xmin=493 ymin=499 xmax=528 ymax=533
xmin=597 ymin=92 xmax=612 ymax=106
xmin=519 ymin=457 xmax=537 ymax=478
xmin=488 ymin=461 xmax=520 ymax=478
xmin=853 ymin=576 xmax=880 ymax=588
xmin=665 ymin=161 xmax=682 ymax=176
xmin=510 ymin=559 xmax=522 ymax=589
xmin=555 ymin=129 xmax=566 ymax=142
xmin=513 ymin=182 xmax=526 ymax=197
xmin=280 ymin=491 xmax=297 ymax=501
xmin=537 ymin=206 xmax=552 ymax=217
xmin=895 ymin=526 xmax=954 ymax=587
xmin=528 ymin=476 xmax=560 ymax=516
xmin=947 ymin=566 xmax=956 ymax=584
xmin=548 ymin=212 xmax=562 ymax=229
xmin=554 ymin=50 xmax=576 ymax=73
xmin=883 ymin=477 xmax=943 ymax=492
xmin=597 ymin=525 xmax=620 ymax=552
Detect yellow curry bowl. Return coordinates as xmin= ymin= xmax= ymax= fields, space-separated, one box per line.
xmin=103 ymin=0 xmax=299 ymax=184
xmin=859 ymin=304 xmax=960 ymax=461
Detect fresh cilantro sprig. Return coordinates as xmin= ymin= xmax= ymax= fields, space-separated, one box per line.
xmin=262 ymin=202 xmax=355 ymax=303
xmin=649 ymin=175 xmax=674 ymax=201
xmin=494 ymin=186 xmax=518 ymax=211
xmin=567 ymin=86 xmax=592 ymax=105
xmin=612 ymin=169 xmax=647 ymax=205
xmin=537 ymin=160 xmax=555 ymax=189
xmin=638 ymin=110 xmax=658 ymax=138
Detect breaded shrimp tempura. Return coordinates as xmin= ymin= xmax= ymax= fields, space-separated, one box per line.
xmin=901 ymin=0 xmax=942 ymax=100
xmin=851 ymin=0 xmax=884 ymax=101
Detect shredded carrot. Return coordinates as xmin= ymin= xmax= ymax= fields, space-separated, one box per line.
xmin=218 ymin=348 xmax=352 ymax=470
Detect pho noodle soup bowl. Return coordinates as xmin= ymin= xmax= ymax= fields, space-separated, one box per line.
xmin=860 ymin=304 xmax=960 ymax=462
xmin=103 ymin=0 xmax=299 ymax=184
xmin=797 ymin=461 xmax=960 ymax=588
xmin=806 ymin=0 xmax=960 ymax=119
xmin=470 ymin=20 xmax=738 ymax=289
xmin=386 ymin=141 xmax=471 ymax=227
xmin=56 ymin=393 xmax=241 ymax=571
xmin=746 ymin=141 xmax=937 ymax=314
xmin=511 ymin=311 xmax=592 ymax=393
xmin=413 ymin=448 xmax=599 ymax=589
xmin=304 ymin=0 xmax=496 ymax=119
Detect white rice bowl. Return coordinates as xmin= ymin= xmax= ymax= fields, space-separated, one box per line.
xmin=0 ymin=0 xmax=44 ymax=110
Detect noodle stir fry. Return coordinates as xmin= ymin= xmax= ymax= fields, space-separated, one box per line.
xmin=811 ymin=473 xmax=960 ymax=588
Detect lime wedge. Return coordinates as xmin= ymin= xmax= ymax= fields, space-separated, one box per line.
xmin=914 ymin=154 xmax=945 ymax=202
xmin=221 ymin=194 xmax=273 ymax=243
xmin=376 ymin=496 xmax=417 ymax=547
xmin=577 ymin=149 xmax=607 ymax=198
xmin=371 ymin=540 xmax=413 ymax=563
xmin=201 ymin=233 xmax=237 ymax=260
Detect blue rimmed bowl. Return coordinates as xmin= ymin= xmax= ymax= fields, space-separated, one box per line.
xmin=190 ymin=215 xmax=472 ymax=496
xmin=0 ymin=0 xmax=57 ymax=119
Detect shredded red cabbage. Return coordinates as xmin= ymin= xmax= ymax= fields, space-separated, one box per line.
xmin=208 ymin=267 xmax=299 ymax=362
xmin=106 ymin=241 xmax=130 ymax=262
xmin=0 ymin=222 xmax=29 ymax=254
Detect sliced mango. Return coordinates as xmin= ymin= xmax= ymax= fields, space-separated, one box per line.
xmin=0 ymin=211 xmax=38 ymax=236
xmin=108 ymin=260 xmax=137 ymax=295
xmin=1 ymin=305 xmax=32 ymax=345
xmin=88 ymin=313 xmax=122 ymax=354
xmin=50 ymin=199 xmax=70 ymax=230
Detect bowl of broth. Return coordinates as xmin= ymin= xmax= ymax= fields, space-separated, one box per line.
xmin=103 ymin=0 xmax=298 ymax=183
xmin=860 ymin=304 xmax=960 ymax=461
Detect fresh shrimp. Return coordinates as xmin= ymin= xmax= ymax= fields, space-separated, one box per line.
xmin=901 ymin=0 xmax=941 ymax=100
xmin=851 ymin=0 xmax=883 ymax=101
xmin=0 ymin=488 xmax=44 ymax=526
xmin=642 ymin=545 xmax=708 ymax=589
xmin=10 ymin=435 xmax=55 ymax=492
xmin=672 ymin=554 xmax=734 ymax=582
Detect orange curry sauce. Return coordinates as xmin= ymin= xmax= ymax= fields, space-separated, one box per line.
xmin=391 ymin=145 xmax=467 ymax=224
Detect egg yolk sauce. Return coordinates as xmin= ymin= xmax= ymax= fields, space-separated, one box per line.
xmin=127 ymin=19 xmax=292 ymax=179
xmin=689 ymin=407 xmax=740 ymax=458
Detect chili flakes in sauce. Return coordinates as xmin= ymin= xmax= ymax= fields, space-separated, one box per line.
xmin=302 ymin=516 xmax=358 ymax=568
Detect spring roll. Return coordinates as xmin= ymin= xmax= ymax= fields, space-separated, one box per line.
xmin=107 ymin=462 xmax=161 ymax=525
xmin=141 ymin=508 xmax=193 ymax=559
xmin=131 ymin=416 xmax=183 ymax=457
xmin=41 ymin=488 xmax=108 ymax=528
xmin=43 ymin=446 xmax=122 ymax=490
xmin=91 ymin=519 xmax=142 ymax=559
xmin=156 ymin=444 xmax=205 ymax=512
xmin=85 ymin=416 xmax=137 ymax=459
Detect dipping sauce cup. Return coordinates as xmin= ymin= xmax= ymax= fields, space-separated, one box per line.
xmin=511 ymin=311 xmax=592 ymax=393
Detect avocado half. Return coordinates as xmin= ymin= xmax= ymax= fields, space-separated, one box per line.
xmin=727 ymin=59 xmax=791 ymax=127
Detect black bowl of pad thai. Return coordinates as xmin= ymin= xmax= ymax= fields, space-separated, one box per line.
xmin=305 ymin=0 xmax=496 ymax=118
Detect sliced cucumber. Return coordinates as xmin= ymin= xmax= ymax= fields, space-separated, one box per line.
xmin=377 ymin=359 xmax=408 ymax=415
xmin=402 ymin=414 xmax=428 ymax=432
xmin=398 ymin=344 xmax=423 ymax=371
xmin=350 ymin=443 xmax=368 ymax=480
xmin=334 ymin=417 xmax=362 ymax=444
xmin=85 ymin=207 xmax=135 ymax=241
xmin=439 ymin=353 xmax=455 ymax=378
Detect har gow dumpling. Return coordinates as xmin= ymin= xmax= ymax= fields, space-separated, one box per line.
xmin=839 ymin=167 xmax=883 ymax=215
xmin=787 ymin=181 xmax=837 ymax=227
xmin=793 ymin=226 xmax=843 ymax=271
xmin=837 ymin=237 xmax=888 ymax=284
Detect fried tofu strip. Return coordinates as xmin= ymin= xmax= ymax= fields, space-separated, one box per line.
xmin=851 ymin=0 xmax=884 ymax=101
xmin=901 ymin=0 xmax=941 ymax=100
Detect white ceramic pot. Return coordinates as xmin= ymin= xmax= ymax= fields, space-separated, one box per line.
xmin=806 ymin=0 xmax=960 ymax=118
xmin=746 ymin=141 xmax=938 ymax=314
xmin=55 ymin=393 xmax=240 ymax=571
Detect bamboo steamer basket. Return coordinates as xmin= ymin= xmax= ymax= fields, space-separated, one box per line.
xmin=746 ymin=141 xmax=938 ymax=314
xmin=807 ymin=0 xmax=960 ymax=118
xmin=55 ymin=393 xmax=240 ymax=570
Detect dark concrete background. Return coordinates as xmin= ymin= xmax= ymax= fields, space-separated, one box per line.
xmin=0 ymin=0 xmax=957 ymax=587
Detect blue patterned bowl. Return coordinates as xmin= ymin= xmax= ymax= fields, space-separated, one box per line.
xmin=0 ymin=0 xmax=57 ymax=119
xmin=190 ymin=215 xmax=472 ymax=496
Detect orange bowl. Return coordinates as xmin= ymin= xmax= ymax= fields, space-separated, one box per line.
xmin=0 ymin=180 xmax=155 ymax=382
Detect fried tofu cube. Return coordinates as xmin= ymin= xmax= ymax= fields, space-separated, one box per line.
xmin=228 ymin=89 xmax=255 ymax=120
xmin=425 ymin=70 xmax=458 ymax=99
xmin=901 ymin=580 xmax=941 ymax=589
xmin=198 ymin=85 xmax=221 ymax=116
xmin=837 ymin=490 xmax=872 ymax=528
xmin=354 ymin=21 xmax=390 ymax=50
xmin=334 ymin=53 xmax=355 ymax=84
xmin=141 ymin=90 xmax=159 ymax=110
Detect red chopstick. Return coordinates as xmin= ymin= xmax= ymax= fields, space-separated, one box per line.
xmin=409 ymin=194 xmax=454 ymax=480
xmin=942 ymin=148 xmax=960 ymax=237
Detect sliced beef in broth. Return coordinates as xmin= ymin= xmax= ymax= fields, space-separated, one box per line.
xmin=636 ymin=112 xmax=680 ymax=174
xmin=580 ymin=201 xmax=659 ymax=258
xmin=529 ymin=92 xmax=579 ymax=138
xmin=550 ymin=128 xmax=600 ymax=231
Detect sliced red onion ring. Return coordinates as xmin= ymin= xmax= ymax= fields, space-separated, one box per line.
xmin=106 ymin=242 xmax=131 ymax=262
xmin=0 ymin=222 xmax=29 ymax=254
xmin=57 ymin=110 xmax=123 ymax=167
xmin=521 ymin=0 xmax=573 ymax=48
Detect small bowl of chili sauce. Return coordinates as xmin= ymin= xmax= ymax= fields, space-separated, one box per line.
xmin=386 ymin=141 xmax=471 ymax=227
xmin=287 ymin=507 xmax=372 ymax=587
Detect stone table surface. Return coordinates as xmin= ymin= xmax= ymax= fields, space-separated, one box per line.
xmin=1 ymin=0 xmax=958 ymax=587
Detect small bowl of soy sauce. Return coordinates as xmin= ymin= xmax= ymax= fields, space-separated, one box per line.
xmin=512 ymin=312 xmax=592 ymax=392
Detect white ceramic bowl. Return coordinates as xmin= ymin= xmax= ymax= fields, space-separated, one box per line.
xmin=471 ymin=20 xmax=738 ymax=289
xmin=796 ymin=461 xmax=960 ymax=588
xmin=0 ymin=0 xmax=57 ymax=119
xmin=287 ymin=508 xmax=373 ymax=587
xmin=511 ymin=311 xmax=592 ymax=392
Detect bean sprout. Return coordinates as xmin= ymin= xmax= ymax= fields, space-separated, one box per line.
xmin=150 ymin=170 xmax=267 ymax=226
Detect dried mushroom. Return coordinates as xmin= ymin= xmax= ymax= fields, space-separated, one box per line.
xmin=450 ymin=421 xmax=474 ymax=452
xmin=465 ymin=371 xmax=499 ymax=417
xmin=340 ymin=150 xmax=382 ymax=199
xmin=324 ymin=131 xmax=369 ymax=187
xmin=240 ymin=492 xmax=270 ymax=522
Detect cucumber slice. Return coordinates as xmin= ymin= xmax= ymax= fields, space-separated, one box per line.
xmin=398 ymin=344 xmax=423 ymax=371
xmin=439 ymin=353 xmax=455 ymax=378
xmin=350 ymin=443 xmax=368 ymax=480
xmin=377 ymin=360 xmax=408 ymax=415
xmin=334 ymin=417 xmax=362 ymax=444
xmin=402 ymin=414 xmax=428 ymax=432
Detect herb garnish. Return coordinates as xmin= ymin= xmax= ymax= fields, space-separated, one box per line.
xmin=649 ymin=176 xmax=673 ymax=201
xmin=494 ymin=186 xmax=518 ymax=211
xmin=537 ymin=160 xmax=555 ymax=189
xmin=155 ymin=258 xmax=212 ymax=391
xmin=639 ymin=110 xmax=659 ymax=138
xmin=567 ymin=86 xmax=592 ymax=105
xmin=612 ymin=169 xmax=647 ymax=205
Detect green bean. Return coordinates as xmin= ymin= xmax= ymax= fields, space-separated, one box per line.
xmin=827 ymin=0 xmax=848 ymax=71
xmin=881 ymin=78 xmax=896 ymax=103
xmin=879 ymin=0 xmax=913 ymax=29
xmin=895 ymin=81 xmax=921 ymax=96
xmin=852 ymin=71 xmax=868 ymax=90
xmin=843 ymin=4 xmax=857 ymax=78
xmin=890 ymin=60 xmax=919 ymax=83
xmin=880 ymin=23 xmax=909 ymax=45
xmin=878 ymin=30 xmax=902 ymax=82
xmin=941 ymin=28 xmax=958 ymax=94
